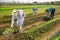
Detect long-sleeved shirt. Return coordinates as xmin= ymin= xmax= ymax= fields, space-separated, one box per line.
xmin=48 ymin=8 xmax=55 ymax=12
xmin=11 ymin=9 xmax=25 ymax=26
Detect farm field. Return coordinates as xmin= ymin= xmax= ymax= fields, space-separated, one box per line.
xmin=0 ymin=5 xmax=60 ymax=40
xmin=35 ymin=18 xmax=60 ymax=40
xmin=0 ymin=5 xmax=60 ymax=17
xmin=49 ymin=31 xmax=60 ymax=40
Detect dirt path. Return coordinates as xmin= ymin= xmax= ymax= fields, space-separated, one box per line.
xmin=0 ymin=23 xmax=10 ymax=28
xmin=35 ymin=22 xmax=60 ymax=40
xmin=23 ymin=21 xmax=44 ymax=31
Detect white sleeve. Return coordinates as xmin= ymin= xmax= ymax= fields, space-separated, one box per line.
xmin=22 ymin=11 xmax=25 ymax=18
xmin=11 ymin=13 xmax=15 ymax=26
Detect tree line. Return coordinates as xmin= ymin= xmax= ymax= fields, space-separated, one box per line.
xmin=0 ymin=1 xmax=60 ymax=5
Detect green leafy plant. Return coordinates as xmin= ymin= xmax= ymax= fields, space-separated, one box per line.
xmin=3 ymin=27 xmax=14 ymax=37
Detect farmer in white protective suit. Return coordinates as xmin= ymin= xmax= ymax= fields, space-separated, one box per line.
xmin=10 ymin=9 xmax=25 ymax=32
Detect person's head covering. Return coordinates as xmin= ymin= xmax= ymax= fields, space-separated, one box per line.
xmin=12 ymin=9 xmax=17 ymax=13
xmin=12 ymin=9 xmax=18 ymax=15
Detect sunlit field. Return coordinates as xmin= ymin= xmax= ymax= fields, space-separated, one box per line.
xmin=0 ymin=5 xmax=60 ymax=40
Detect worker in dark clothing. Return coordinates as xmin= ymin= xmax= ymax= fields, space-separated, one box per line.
xmin=50 ymin=8 xmax=55 ymax=19
xmin=46 ymin=8 xmax=55 ymax=19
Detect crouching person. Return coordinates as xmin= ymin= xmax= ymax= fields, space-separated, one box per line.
xmin=11 ymin=9 xmax=25 ymax=33
xmin=32 ymin=8 xmax=38 ymax=15
xmin=45 ymin=8 xmax=55 ymax=19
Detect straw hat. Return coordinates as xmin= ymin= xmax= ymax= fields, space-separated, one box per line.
xmin=13 ymin=9 xmax=17 ymax=13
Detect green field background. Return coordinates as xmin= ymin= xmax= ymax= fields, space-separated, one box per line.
xmin=0 ymin=5 xmax=60 ymax=18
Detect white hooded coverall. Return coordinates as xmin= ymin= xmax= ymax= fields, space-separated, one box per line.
xmin=11 ymin=9 xmax=25 ymax=31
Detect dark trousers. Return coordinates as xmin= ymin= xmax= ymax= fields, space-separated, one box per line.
xmin=50 ymin=10 xmax=55 ymax=19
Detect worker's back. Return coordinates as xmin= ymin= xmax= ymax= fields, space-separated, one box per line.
xmin=48 ymin=8 xmax=55 ymax=12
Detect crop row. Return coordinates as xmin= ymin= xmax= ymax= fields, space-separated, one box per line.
xmin=24 ymin=17 xmax=60 ymax=40
xmin=1 ymin=17 xmax=60 ymax=40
